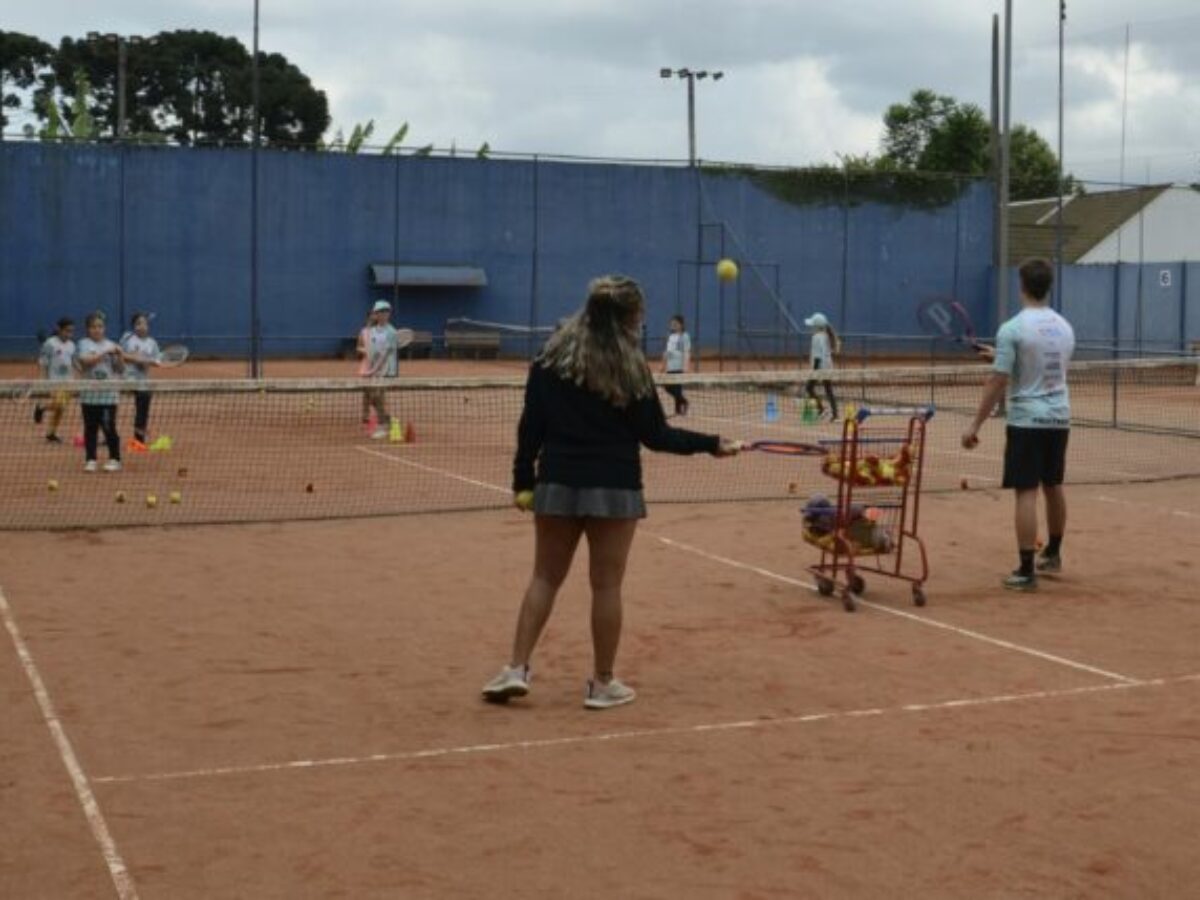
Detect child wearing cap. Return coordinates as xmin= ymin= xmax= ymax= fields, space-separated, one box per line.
xmin=358 ymin=300 xmax=401 ymax=439
xmin=804 ymin=312 xmax=840 ymax=421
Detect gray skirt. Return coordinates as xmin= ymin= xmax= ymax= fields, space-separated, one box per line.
xmin=534 ymin=483 xmax=647 ymax=519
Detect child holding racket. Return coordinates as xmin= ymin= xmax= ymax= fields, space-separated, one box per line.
xmin=120 ymin=312 xmax=160 ymax=449
xmin=483 ymin=276 xmax=740 ymax=710
xmin=962 ymin=258 xmax=1075 ymax=590
xmin=804 ymin=312 xmax=840 ymax=421
xmin=76 ymin=312 xmax=125 ymax=473
xmin=359 ymin=300 xmax=401 ymax=439
xmin=35 ymin=317 xmax=76 ymax=443
xmin=660 ymin=314 xmax=691 ymax=415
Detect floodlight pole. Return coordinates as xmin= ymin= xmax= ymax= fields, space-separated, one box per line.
xmin=660 ymin=68 xmax=723 ymax=167
xmin=997 ymin=0 xmax=1013 ymax=331
xmin=116 ymin=37 xmax=127 ymax=140
xmin=250 ymin=0 xmax=262 ymax=378
xmin=686 ymin=75 xmax=696 ymax=166
xmin=1055 ymin=1 xmax=1066 ymax=310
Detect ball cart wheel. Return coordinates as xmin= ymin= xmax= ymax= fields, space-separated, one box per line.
xmin=841 ymin=589 xmax=857 ymax=612
xmin=849 ymin=574 xmax=866 ymax=595
xmin=817 ymin=577 xmax=835 ymax=596
xmin=912 ymin=585 xmax=927 ymax=607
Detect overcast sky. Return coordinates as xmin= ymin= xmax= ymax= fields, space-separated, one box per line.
xmin=7 ymin=1 xmax=1199 ymax=186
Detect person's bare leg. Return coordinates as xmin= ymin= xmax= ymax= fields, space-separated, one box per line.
xmin=1009 ymin=488 xmax=1039 ymax=587
xmin=1043 ymin=484 xmax=1066 ymax=545
xmin=584 ymin=517 xmax=639 ymax=681
xmin=509 ymin=515 xmax=585 ymax=667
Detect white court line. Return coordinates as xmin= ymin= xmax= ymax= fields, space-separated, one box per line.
xmin=356 ymin=446 xmax=1138 ymax=683
xmin=0 ymin=586 xmax=139 ymax=900
xmin=90 ymin=673 xmax=1200 ymax=786
xmin=1094 ymin=495 xmax=1200 ymax=520
xmin=652 ymin=535 xmax=1140 ymax=684
xmin=355 ymin=445 xmax=509 ymax=494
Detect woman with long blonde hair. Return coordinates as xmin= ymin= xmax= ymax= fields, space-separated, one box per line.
xmin=483 ymin=275 xmax=740 ymax=709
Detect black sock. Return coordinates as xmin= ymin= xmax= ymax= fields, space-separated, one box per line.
xmin=1045 ymin=535 xmax=1062 ymax=557
xmin=1018 ymin=550 xmax=1035 ymax=577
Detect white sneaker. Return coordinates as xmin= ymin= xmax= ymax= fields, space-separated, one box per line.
xmin=481 ymin=665 xmax=530 ymax=703
xmin=371 ymin=428 xmax=388 ymax=440
xmin=584 ymin=677 xmax=636 ymax=710
xmin=83 ymin=460 xmax=98 ymax=473
xmin=103 ymin=460 xmax=122 ymax=473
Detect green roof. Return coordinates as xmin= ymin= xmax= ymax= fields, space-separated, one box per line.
xmin=1007 ymin=185 xmax=1170 ymax=264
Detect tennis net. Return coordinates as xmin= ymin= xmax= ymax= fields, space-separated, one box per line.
xmin=2 ymin=358 xmax=1197 ymax=530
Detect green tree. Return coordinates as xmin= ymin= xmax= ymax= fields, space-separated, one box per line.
xmin=881 ymin=89 xmax=958 ymax=168
xmin=46 ymin=30 xmax=329 ymax=145
xmin=0 ymin=31 xmax=54 ymax=135
xmin=878 ymin=89 xmax=1074 ymax=200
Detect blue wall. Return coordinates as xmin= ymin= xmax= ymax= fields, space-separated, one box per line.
xmin=1003 ymin=262 xmax=1199 ymax=354
xmin=2 ymin=142 xmax=997 ymax=358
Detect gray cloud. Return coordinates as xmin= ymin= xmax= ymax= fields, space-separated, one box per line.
xmin=5 ymin=1 xmax=1197 ymax=184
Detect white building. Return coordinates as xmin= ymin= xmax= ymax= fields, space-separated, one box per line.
xmin=1010 ymin=184 xmax=1200 ymax=264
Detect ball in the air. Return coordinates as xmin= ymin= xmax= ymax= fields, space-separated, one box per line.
xmin=716 ymin=258 xmax=739 ymax=282
xmin=515 ymin=490 xmax=534 ymax=511
xmin=145 ymin=494 xmax=158 ymax=509
xmin=169 ymin=491 xmax=182 ymax=504
xmin=47 ymin=479 xmax=59 ymax=492
xmin=115 ymin=490 xmax=126 ymax=504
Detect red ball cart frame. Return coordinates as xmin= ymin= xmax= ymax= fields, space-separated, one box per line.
xmin=805 ymin=407 xmax=934 ymax=612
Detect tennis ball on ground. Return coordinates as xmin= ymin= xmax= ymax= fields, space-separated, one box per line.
xmin=305 ymin=483 xmax=314 ymax=493
xmin=47 ymin=479 xmax=59 ymax=492
xmin=716 ymin=258 xmax=739 ymax=282
xmin=960 ymin=478 xmax=969 ymax=490
xmin=169 ymin=491 xmax=181 ymax=504
xmin=145 ymin=494 xmax=158 ymax=509
xmin=515 ymin=490 xmax=534 ymax=511
xmin=115 ymin=490 xmax=126 ymax=503
xmin=177 ymin=467 xmax=188 ymax=478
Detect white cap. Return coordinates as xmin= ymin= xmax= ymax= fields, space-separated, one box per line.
xmin=372 ymin=300 xmax=392 ymax=313
xmin=804 ymin=312 xmax=829 ymax=328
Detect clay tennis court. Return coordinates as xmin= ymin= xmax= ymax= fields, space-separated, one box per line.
xmin=3 ymin=376 xmax=1200 ymax=897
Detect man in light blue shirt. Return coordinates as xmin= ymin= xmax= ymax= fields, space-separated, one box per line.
xmin=963 ymin=258 xmax=1075 ymax=591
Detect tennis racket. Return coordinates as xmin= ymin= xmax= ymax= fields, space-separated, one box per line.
xmin=916 ymin=297 xmax=983 ymax=351
xmin=155 ymin=344 xmax=190 ymax=368
xmin=740 ymin=440 xmax=828 ymax=456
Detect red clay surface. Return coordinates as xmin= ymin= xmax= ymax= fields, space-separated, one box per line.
xmin=3 ymin=480 xmax=1199 ymax=898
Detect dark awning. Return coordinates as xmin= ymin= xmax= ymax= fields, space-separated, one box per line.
xmin=369 ymin=264 xmax=488 ymax=288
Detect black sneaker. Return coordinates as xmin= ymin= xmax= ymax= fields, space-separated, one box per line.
xmin=45 ymin=433 xmax=63 ymax=444
xmin=34 ymin=405 xmax=44 ymax=424
xmin=1036 ymin=553 xmax=1062 ymax=575
xmin=1003 ymin=570 xmax=1037 ymax=592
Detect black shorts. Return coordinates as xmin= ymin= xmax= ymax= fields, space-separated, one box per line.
xmin=1003 ymin=426 xmax=1069 ymax=490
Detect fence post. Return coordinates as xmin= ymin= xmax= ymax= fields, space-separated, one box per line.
xmin=528 ymin=154 xmax=540 ymax=361
xmin=1111 ymin=264 xmax=1120 ymax=426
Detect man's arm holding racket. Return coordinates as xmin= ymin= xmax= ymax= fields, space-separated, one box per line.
xmin=962 ymin=325 xmax=1014 ymax=448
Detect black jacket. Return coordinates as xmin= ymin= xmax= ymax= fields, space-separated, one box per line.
xmin=513 ymin=362 xmax=720 ymax=492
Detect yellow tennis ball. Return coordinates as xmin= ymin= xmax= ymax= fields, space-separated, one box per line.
xmin=169 ymin=491 xmax=182 ymax=504
xmin=145 ymin=494 xmax=158 ymax=508
xmin=716 ymin=258 xmax=739 ymax=282
xmin=47 ymin=479 xmax=59 ymax=492
xmin=515 ymin=490 xmax=534 ymax=511
xmin=115 ymin=491 xmax=126 ymax=503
